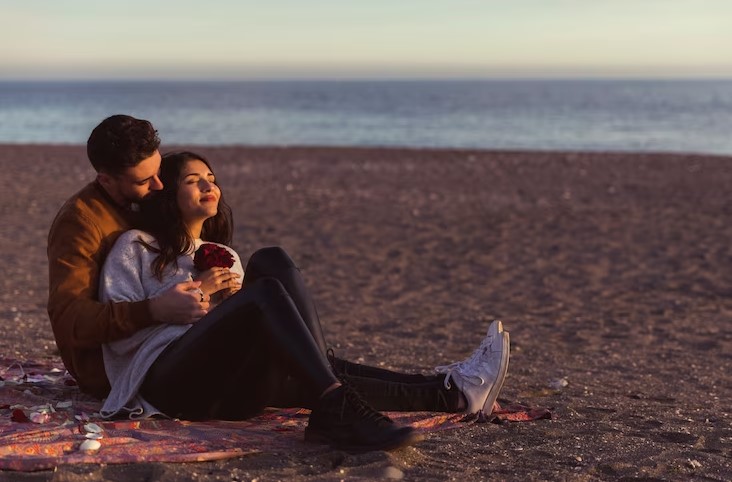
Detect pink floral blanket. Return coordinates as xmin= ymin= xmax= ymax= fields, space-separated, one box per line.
xmin=0 ymin=358 xmax=550 ymax=471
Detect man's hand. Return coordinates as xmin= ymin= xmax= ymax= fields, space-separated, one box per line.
xmin=149 ymin=281 xmax=209 ymax=324
xmin=194 ymin=267 xmax=241 ymax=297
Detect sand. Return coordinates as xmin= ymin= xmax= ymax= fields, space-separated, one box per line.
xmin=1 ymin=144 xmax=731 ymax=481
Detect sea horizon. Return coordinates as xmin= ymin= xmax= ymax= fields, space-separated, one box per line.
xmin=1 ymin=78 xmax=731 ymax=155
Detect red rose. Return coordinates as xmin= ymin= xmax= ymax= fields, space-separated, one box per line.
xmin=194 ymin=243 xmax=235 ymax=271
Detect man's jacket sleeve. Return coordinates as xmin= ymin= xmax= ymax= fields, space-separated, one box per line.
xmin=47 ymin=210 xmax=155 ymax=350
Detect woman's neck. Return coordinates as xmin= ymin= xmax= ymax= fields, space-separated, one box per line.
xmin=187 ymin=220 xmax=204 ymax=240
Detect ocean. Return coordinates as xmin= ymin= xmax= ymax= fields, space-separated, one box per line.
xmin=0 ymin=79 xmax=730 ymax=155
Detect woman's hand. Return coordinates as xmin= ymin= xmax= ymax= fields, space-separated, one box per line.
xmin=218 ymin=283 xmax=242 ymax=301
xmin=194 ymin=267 xmax=241 ymax=297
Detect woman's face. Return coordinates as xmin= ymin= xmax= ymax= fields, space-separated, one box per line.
xmin=176 ymin=159 xmax=221 ymax=226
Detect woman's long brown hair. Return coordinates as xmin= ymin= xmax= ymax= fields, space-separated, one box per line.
xmin=137 ymin=151 xmax=233 ymax=279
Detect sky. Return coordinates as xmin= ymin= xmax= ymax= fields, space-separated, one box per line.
xmin=1 ymin=0 xmax=731 ymax=80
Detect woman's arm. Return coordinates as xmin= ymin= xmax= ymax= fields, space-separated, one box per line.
xmin=100 ymin=230 xmax=210 ymax=322
xmin=99 ymin=230 xmax=153 ymax=303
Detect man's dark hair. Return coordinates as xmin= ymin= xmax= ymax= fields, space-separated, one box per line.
xmin=86 ymin=115 xmax=160 ymax=174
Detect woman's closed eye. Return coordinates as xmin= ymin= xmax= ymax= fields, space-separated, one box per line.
xmin=185 ymin=175 xmax=215 ymax=185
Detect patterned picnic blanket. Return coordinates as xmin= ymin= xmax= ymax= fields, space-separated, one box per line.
xmin=0 ymin=358 xmax=550 ymax=471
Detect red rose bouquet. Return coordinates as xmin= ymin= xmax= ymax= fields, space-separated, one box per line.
xmin=194 ymin=243 xmax=235 ymax=271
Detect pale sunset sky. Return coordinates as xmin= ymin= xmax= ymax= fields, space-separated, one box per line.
xmin=1 ymin=0 xmax=730 ymax=80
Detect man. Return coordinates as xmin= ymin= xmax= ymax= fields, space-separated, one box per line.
xmin=47 ymin=115 xmax=207 ymax=398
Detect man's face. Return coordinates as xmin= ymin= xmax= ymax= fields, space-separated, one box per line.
xmin=98 ymin=151 xmax=163 ymax=205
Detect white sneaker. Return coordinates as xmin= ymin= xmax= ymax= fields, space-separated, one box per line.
xmin=435 ymin=320 xmax=510 ymax=416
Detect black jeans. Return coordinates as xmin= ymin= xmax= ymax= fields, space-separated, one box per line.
xmin=140 ymin=247 xmax=461 ymax=420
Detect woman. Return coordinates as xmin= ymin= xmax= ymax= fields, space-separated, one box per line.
xmin=99 ymin=151 xmax=510 ymax=452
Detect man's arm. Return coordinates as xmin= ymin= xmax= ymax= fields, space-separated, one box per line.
xmin=47 ymin=211 xmax=156 ymax=349
xmin=48 ymin=211 xmax=210 ymax=351
xmin=98 ymin=230 xmax=210 ymax=322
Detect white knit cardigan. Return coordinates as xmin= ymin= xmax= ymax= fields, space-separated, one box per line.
xmin=98 ymin=229 xmax=243 ymax=419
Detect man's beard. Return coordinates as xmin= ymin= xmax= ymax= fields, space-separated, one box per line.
xmin=131 ymin=190 xmax=162 ymax=212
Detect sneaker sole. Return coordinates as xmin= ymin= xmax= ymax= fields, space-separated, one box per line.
xmin=304 ymin=427 xmax=424 ymax=453
xmin=481 ymin=331 xmax=510 ymax=416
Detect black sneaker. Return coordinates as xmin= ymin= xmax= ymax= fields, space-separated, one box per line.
xmin=305 ymin=383 xmax=422 ymax=452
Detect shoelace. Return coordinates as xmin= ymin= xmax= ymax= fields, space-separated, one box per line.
xmin=325 ymin=352 xmax=391 ymax=423
xmin=338 ymin=381 xmax=392 ymax=424
xmin=435 ymin=333 xmax=498 ymax=390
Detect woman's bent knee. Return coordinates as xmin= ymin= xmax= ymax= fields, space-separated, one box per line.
xmin=253 ymin=277 xmax=290 ymax=302
xmin=246 ymin=246 xmax=295 ymax=274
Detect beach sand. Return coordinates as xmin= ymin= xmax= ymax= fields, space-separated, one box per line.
xmin=1 ymin=144 xmax=731 ymax=480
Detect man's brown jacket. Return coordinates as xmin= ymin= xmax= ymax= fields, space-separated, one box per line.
xmin=47 ymin=181 xmax=154 ymax=398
